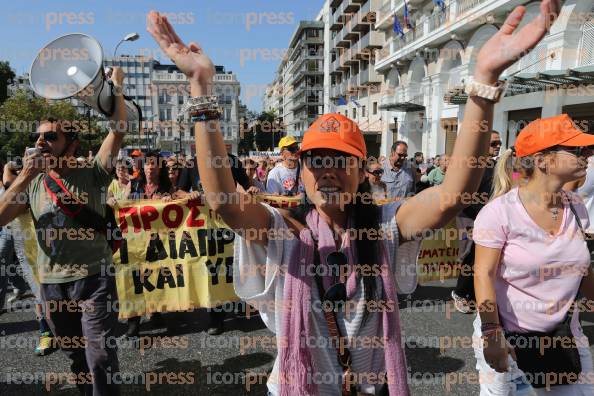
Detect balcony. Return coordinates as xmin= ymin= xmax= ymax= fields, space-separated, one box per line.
xmin=377 ymin=0 xmax=401 ymax=29
xmin=359 ymin=67 xmax=382 ymax=85
xmin=330 ymin=0 xmax=342 ymax=7
xmin=347 ymin=75 xmax=359 ymax=92
xmin=333 ymin=29 xmax=350 ymax=48
xmin=356 ymin=0 xmax=379 ymax=32
xmin=344 ymin=0 xmax=361 ymax=14
xmin=331 ymin=8 xmax=345 ymax=30
xmin=360 ymin=30 xmax=383 ymax=49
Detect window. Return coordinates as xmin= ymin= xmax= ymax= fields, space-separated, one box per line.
xmin=159 ymin=110 xmax=165 ymax=120
xmin=353 ymin=108 xmax=357 ymax=119
xmin=166 ymin=109 xmax=172 ymax=120
xmin=168 ymin=128 xmax=173 ymax=137
xmin=362 ymin=106 xmax=366 ymax=117
xmin=373 ymin=102 xmax=378 ymax=115
xmin=226 ymin=108 xmax=231 ymax=120
xmin=178 ymin=95 xmax=184 ymax=105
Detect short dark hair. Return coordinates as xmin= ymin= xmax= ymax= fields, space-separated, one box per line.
xmin=391 ymin=141 xmax=408 ymax=152
xmin=414 ymin=152 xmax=423 ymax=157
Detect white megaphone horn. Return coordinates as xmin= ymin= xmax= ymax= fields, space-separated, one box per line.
xmin=29 ymin=33 xmax=141 ymax=132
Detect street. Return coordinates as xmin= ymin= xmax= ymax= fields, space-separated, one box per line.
xmin=3 ymin=279 xmax=593 ymax=396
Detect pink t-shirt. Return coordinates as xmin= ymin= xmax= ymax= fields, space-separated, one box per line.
xmin=473 ymin=187 xmax=590 ymax=333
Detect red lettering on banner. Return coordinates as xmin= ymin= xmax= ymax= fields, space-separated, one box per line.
xmin=186 ymin=200 xmax=205 ymax=228
xmin=140 ymin=206 xmax=159 ymax=230
xmin=162 ymin=204 xmax=184 ymax=229
xmin=118 ymin=206 xmax=141 ymax=234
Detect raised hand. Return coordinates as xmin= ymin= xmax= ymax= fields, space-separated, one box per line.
xmin=147 ymin=10 xmax=215 ymax=93
xmin=475 ymin=0 xmax=560 ymax=83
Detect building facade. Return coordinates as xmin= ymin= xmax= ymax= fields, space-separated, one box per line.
xmin=327 ymin=0 xmax=385 ymax=156
xmin=375 ymin=0 xmax=594 ymax=158
xmin=264 ymin=21 xmax=325 ymax=140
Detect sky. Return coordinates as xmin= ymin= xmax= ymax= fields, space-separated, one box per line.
xmin=0 ymin=0 xmax=324 ymax=112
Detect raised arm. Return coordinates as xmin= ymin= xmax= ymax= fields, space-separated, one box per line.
xmin=397 ymin=0 xmax=560 ymax=240
xmin=95 ymin=67 xmax=127 ymax=173
xmin=0 ymin=152 xmax=42 ymax=226
xmin=147 ymin=11 xmax=272 ymax=244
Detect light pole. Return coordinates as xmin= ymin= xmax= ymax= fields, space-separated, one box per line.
xmin=114 ymin=32 xmax=140 ymax=57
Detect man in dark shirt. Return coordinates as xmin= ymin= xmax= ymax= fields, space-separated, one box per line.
xmin=451 ymin=131 xmax=501 ymax=313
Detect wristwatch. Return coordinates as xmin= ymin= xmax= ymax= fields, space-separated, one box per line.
xmin=465 ymin=80 xmax=507 ymax=103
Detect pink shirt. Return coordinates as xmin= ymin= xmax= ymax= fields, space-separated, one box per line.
xmin=473 ymin=187 xmax=590 ymax=332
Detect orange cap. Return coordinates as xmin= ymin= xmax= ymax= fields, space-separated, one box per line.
xmin=515 ymin=114 xmax=594 ymax=157
xmin=299 ymin=114 xmax=366 ymax=158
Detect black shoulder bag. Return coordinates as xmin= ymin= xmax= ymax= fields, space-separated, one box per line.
xmin=42 ymin=173 xmax=122 ymax=254
xmin=504 ymin=199 xmax=584 ymax=388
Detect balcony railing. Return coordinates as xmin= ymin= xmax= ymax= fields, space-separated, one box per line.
xmin=377 ymin=0 xmax=492 ymax=64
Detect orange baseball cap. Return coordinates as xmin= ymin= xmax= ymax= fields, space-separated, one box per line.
xmin=299 ymin=114 xmax=367 ymax=158
xmin=515 ymin=114 xmax=594 ymax=157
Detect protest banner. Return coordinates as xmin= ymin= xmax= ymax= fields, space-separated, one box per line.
xmin=416 ymin=218 xmax=463 ymax=284
xmin=113 ymin=197 xmax=238 ymax=319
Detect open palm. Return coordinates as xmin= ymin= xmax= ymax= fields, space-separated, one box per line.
xmin=475 ymin=0 xmax=560 ymax=79
xmin=147 ymin=11 xmax=215 ymax=86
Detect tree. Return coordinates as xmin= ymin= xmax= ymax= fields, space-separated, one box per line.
xmin=254 ymin=110 xmax=281 ymax=151
xmin=0 ymin=61 xmax=15 ymax=106
xmin=0 ymin=90 xmax=106 ymax=161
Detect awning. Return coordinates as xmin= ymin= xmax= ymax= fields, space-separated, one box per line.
xmin=444 ymin=65 xmax=594 ymax=105
xmin=378 ymin=101 xmax=425 ymax=112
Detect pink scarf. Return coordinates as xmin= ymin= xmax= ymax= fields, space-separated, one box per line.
xmin=279 ymin=209 xmax=410 ymax=396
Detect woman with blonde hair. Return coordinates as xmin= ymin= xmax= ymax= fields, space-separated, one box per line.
xmin=473 ymin=114 xmax=594 ymax=395
xmin=147 ymin=1 xmax=560 ymax=394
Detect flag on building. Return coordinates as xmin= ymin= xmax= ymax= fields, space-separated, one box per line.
xmin=433 ymin=0 xmax=446 ymax=13
xmin=350 ymin=96 xmax=361 ymax=107
xmin=393 ymin=14 xmax=405 ymax=39
xmin=403 ymin=0 xmax=413 ymax=29
xmin=337 ymin=96 xmax=348 ymax=106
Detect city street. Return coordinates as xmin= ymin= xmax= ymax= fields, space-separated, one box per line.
xmin=3 ymin=279 xmax=593 ymax=395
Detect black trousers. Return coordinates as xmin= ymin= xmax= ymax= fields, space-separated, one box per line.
xmin=454 ymin=242 xmax=476 ymax=301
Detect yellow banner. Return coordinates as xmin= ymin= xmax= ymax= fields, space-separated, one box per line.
xmin=416 ymin=218 xmax=461 ymax=284
xmin=112 ymin=197 xmax=239 ymax=319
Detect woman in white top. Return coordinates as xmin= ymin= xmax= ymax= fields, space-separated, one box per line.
xmin=147 ymin=2 xmax=560 ymax=394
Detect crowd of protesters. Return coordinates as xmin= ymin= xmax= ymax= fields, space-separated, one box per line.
xmin=5 ymin=1 xmax=594 ymax=395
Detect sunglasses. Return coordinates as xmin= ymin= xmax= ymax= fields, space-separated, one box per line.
xmin=319 ymin=251 xmax=349 ymax=303
xmin=490 ymin=140 xmax=502 ymax=147
xmin=30 ymin=131 xmax=59 ymax=142
xmin=367 ymin=169 xmax=384 ymax=177
xmin=284 ymin=145 xmax=299 ymax=154
xmin=546 ymin=145 xmax=591 ymax=157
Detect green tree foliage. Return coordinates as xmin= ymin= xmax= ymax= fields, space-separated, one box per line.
xmin=0 ymin=61 xmax=15 ymax=106
xmin=254 ymin=110 xmax=281 ymax=151
xmin=0 ymin=90 xmax=106 ymax=161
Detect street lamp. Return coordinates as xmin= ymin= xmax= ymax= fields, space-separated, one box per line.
xmin=114 ymin=32 xmax=140 ymax=57
xmin=393 ymin=117 xmax=398 ymax=145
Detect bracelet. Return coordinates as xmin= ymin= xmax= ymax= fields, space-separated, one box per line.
xmin=481 ymin=327 xmax=502 ymax=338
xmin=191 ymin=111 xmax=221 ymax=122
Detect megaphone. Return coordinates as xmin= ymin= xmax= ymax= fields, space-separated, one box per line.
xmin=29 ymin=33 xmax=141 ymax=133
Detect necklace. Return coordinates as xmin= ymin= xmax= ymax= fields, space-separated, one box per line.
xmin=551 ymin=207 xmax=560 ymax=221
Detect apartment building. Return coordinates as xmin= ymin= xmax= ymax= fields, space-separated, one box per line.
xmin=328 ymin=0 xmax=385 ymax=156
xmin=265 ymin=21 xmax=325 ymax=140
xmin=374 ymin=0 xmax=594 ymax=157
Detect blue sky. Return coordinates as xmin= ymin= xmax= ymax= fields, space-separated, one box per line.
xmin=0 ymin=0 xmax=323 ymax=112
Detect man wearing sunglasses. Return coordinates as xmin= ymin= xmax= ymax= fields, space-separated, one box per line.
xmin=381 ymin=140 xmax=415 ymax=199
xmin=366 ymin=161 xmax=387 ymax=201
xmin=0 ymin=68 xmax=129 ymax=395
xmin=265 ymin=135 xmax=301 ymax=196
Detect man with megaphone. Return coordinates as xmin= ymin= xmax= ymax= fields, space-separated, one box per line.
xmin=0 ymin=68 xmax=128 ymax=396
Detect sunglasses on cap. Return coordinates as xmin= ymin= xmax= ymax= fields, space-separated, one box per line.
xmin=284 ymin=144 xmax=299 ymax=154
xmin=367 ymin=169 xmax=384 ymax=177
xmin=490 ymin=140 xmax=502 ymax=147
xmin=545 ymin=145 xmax=592 ymax=157
xmin=30 ymin=131 xmax=59 ymax=142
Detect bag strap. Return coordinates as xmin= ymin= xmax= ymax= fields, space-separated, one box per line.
xmin=312 ymin=239 xmax=353 ymax=376
xmin=43 ymin=173 xmax=118 ymax=247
